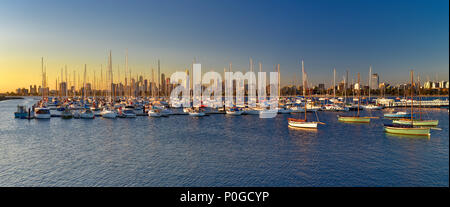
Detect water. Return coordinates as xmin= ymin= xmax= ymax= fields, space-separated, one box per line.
xmin=0 ymin=98 xmax=448 ymax=186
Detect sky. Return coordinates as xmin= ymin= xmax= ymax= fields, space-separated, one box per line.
xmin=0 ymin=0 xmax=448 ymax=92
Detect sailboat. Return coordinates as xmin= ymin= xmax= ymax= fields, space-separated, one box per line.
xmin=384 ymin=71 xmax=431 ymax=136
xmin=391 ymin=73 xmax=438 ymax=126
xmin=100 ymin=51 xmax=118 ymax=119
xmin=384 ymin=84 xmax=411 ymax=118
xmin=188 ymin=107 xmax=206 ymax=117
xmin=61 ymin=107 xmax=73 ymax=119
xmin=337 ymin=73 xmax=374 ymax=123
xmin=288 ymin=60 xmax=323 ymax=128
xmin=362 ymin=66 xmax=383 ymax=110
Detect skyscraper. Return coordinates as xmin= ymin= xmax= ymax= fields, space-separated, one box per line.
xmin=371 ymin=73 xmax=379 ymax=89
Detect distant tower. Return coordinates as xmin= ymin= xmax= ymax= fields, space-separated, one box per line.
xmin=371 ymin=73 xmax=379 ymax=89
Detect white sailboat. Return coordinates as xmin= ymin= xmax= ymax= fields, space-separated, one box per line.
xmin=288 ymin=60 xmax=322 ymax=129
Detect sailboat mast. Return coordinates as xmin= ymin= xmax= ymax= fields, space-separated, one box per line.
xmin=109 ymin=50 xmax=113 ymax=102
xmin=259 ymin=62 xmax=262 ymax=101
xmin=418 ymin=74 xmax=421 ymax=120
xmin=368 ymin=65 xmax=372 ymax=102
xmin=158 ymin=59 xmax=160 ymax=99
xmin=410 ymin=70 xmax=414 ymax=122
xmin=333 ymin=68 xmax=336 ymax=99
xmin=83 ymin=64 xmax=86 ymax=102
xmin=302 ymin=60 xmax=305 ymax=97
xmin=41 ymin=58 xmax=44 ymax=100
xmin=125 ymin=50 xmax=128 ymax=98
xmin=357 ymin=72 xmax=360 ymax=117
xmin=345 ymin=70 xmax=348 ymax=104
xmin=302 ymin=60 xmax=307 ymax=121
xmin=277 ymin=64 xmax=280 ymax=97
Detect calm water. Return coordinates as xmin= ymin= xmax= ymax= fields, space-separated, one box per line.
xmin=0 ymin=98 xmax=448 ymax=186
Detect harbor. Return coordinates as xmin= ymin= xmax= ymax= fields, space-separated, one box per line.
xmin=1 ymin=97 xmax=448 ymax=186
xmin=1 ymin=0 xmax=448 ymax=190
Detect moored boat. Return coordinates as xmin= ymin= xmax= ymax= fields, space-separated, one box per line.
xmin=384 ymin=124 xmax=430 ymax=136
xmin=337 ymin=72 xmax=372 ymax=123
xmin=288 ymin=118 xmax=318 ymax=128
xmin=61 ymin=108 xmax=73 ymax=119
xmin=337 ymin=115 xmax=371 ymax=123
xmin=122 ymin=109 xmax=137 ymax=118
xmin=80 ymin=109 xmax=95 ymax=119
xmin=188 ymin=108 xmax=206 ymax=117
xmin=100 ymin=108 xmax=117 ymax=119
xmin=226 ymin=107 xmax=244 ymax=115
xmin=34 ymin=107 xmax=51 ymax=119
xmin=14 ymin=105 xmax=28 ymax=119
xmin=148 ymin=109 xmax=162 ymax=117
xmin=288 ymin=60 xmax=323 ymax=129
xmin=384 ymin=111 xmax=411 ymax=118
xmin=392 ymin=119 xmax=439 ymax=126
xmin=362 ymin=104 xmax=383 ymax=110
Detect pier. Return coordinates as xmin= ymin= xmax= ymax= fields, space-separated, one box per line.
xmin=376 ymin=98 xmax=449 ymax=108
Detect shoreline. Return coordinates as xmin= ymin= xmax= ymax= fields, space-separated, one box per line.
xmin=0 ymin=96 xmax=24 ymax=102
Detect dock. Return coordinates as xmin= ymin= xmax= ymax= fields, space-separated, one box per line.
xmin=376 ymin=98 xmax=449 ymax=108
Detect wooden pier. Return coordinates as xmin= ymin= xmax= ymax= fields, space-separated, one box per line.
xmin=376 ymin=98 xmax=448 ymax=108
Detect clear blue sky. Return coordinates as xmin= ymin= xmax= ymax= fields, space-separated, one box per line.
xmin=1 ymin=0 xmax=448 ymax=89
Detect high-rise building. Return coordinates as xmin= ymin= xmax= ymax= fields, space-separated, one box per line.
xmin=318 ymin=83 xmax=325 ymax=90
xmin=371 ymin=73 xmax=379 ymax=89
xmin=59 ymin=82 xmax=67 ymax=96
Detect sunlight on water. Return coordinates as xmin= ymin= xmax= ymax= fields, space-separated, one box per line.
xmin=0 ymin=98 xmax=448 ymax=186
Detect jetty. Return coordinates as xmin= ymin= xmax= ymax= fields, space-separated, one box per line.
xmin=376 ymin=98 xmax=449 ymax=108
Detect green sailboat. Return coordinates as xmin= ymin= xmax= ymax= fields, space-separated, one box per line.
xmin=384 ymin=70 xmax=430 ymax=136
xmin=391 ymin=74 xmax=438 ymax=127
xmin=338 ymin=72 xmax=373 ymax=123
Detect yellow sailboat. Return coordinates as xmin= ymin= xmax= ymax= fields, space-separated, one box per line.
xmin=384 ymin=70 xmax=430 ymax=136
xmin=338 ymin=72 xmax=374 ymax=123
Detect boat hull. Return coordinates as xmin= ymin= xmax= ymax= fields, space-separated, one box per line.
xmin=392 ymin=119 xmax=439 ymax=126
xmin=80 ymin=113 xmax=95 ymax=119
xmin=288 ymin=121 xmax=318 ymax=128
xmin=14 ymin=112 xmax=28 ymax=119
xmin=338 ymin=116 xmax=370 ymax=123
xmin=61 ymin=114 xmax=73 ymax=119
xmin=383 ymin=113 xmax=411 ymax=118
xmin=123 ymin=114 xmax=137 ymax=118
xmin=35 ymin=114 xmax=51 ymax=119
xmin=148 ymin=112 xmax=161 ymax=117
xmin=226 ymin=111 xmax=243 ymax=115
xmin=189 ymin=112 xmax=205 ymax=117
xmin=101 ymin=112 xmax=117 ymax=119
xmin=384 ymin=126 xmax=430 ymax=136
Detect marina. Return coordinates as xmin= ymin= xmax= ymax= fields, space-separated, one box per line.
xmin=1 ymin=97 xmax=448 ymax=186
xmin=0 ymin=0 xmax=448 ymax=190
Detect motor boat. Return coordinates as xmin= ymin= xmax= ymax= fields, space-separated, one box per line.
xmin=188 ymin=108 xmax=206 ymax=117
xmin=148 ymin=109 xmax=162 ymax=117
xmin=362 ymin=104 xmax=383 ymax=110
xmin=100 ymin=108 xmax=117 ymax=119
xmin=14 ymin=105 xmax=28 ymax=119
xmin=80 ymin=109 xmax=95 ymax=119
xmin=34 ymin=107 xmax=51 ymax=119
xmin=61 ymin=108 xmax=73 ymax=119
xmin=226 ymin=107 xmax=244 ymax=115
xmin=122 ymin=109 xmax=137 ymax=118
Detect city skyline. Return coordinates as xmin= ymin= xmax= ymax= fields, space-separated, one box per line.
xmin=1 ymin=0 xmax=448 ymax=92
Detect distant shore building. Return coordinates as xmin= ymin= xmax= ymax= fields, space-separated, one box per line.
xmin=371 ymin=73 xmax=379 ymax=89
